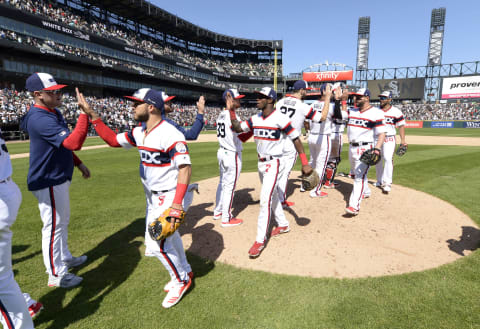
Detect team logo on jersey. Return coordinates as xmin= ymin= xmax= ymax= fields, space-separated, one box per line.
xmin=59 ymin=131 xmax=67 ymax=136
xmin=139 ymin=149 xmax=170 ymax=166
xmin=384 ymin=116 xmax=396 ymax=125
xmin=348 ymin=117 xmax=377 ymax=129
xmin=175 ymin=142 xmax=187 ymax=153
xmin=253 ymin=127 xmax=281 ymax=140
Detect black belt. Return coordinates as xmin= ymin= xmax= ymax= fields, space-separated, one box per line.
xmin=350 ymin=142 xmax=372 ymax=147
xmin=221 ymin=146 xmax=235 ymax=152
xmin=258 ymin=155 xmax=280 ymax=162
xmin=151 ymin=188 xmax=174 ymax=194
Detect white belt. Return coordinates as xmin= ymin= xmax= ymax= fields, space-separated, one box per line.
xmin=0 ymin=177 xmax=11 ymax=184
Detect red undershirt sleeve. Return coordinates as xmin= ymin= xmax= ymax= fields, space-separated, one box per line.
xmin=62 ymin=113 xmax=88 ymax=150
xmin=91 ymin=118 xmax=121 ymax=147
xmin=238 ymin=131 xmax=253 ymax=143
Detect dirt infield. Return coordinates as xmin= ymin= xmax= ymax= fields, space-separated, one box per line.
xmin=192 ymin=133 xmax=480 ymax=146
xmin=181 ymin=172 xmax=480 ymax=278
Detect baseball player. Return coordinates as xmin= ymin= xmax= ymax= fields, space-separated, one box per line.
xmin=275 ymin=80 xmax=331 ymax=204
xmin=345 ymin=88 xmax=386 ymax=215
xmin=229 ymin=87 xmax=314 ymax=258
xmin=0 ymin=128 xmax=37 ymax=329
xmin=81 ymin=88 xmax=194 ymax=308
xmin=324 ymin=88 xmax=349 ymax=189
xmin=306 ymin=83 xmax=336 ymax=198
xmin=20 ymin=73 xmax=92 ymax=288
xmin=142 ymin=92 xmax=204 ymax=256
xmin=374 ymin=91 xmax=407 ymax=193
xmin=213 ymin=89 xmax=252 ymax=227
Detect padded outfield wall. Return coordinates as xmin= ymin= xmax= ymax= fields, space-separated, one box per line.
xmin=406 ymin=121 xmax=480 ymax=128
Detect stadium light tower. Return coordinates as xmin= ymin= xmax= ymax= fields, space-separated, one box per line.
xmin=355 ymin=17 xmax=370 ymax=87
xmin=427 ymin=8 xmax=446 ymax=66
xmin=425 ymin=8 xmax=446 ymax=101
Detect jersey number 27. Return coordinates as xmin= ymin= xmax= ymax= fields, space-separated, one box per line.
xmin=280 ymin=106 xmax=295 ymax=118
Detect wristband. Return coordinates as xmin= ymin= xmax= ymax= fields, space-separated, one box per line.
xmin=173 ymin=183 xmax=188 ymax=205
xmin=299 ymin=153 xmax=308 ymax=166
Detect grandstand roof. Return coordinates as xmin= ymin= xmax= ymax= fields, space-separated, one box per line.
xmin=84 ymin=0 xmax=282 ymax=51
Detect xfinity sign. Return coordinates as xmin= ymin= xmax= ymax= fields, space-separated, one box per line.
xmin=441 ymin=76 xmax=480 ymax=99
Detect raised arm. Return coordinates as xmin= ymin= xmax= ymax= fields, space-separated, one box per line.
xmin=76 ymin=88 xmax=121 ymax=147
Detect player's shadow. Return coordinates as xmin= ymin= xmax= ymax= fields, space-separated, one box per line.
xmin=446 ymin=226 xmax=480 ymax=256
xmin=231 ymin=188 xmax=257 ymax=217
xmin=283 ymin=207 xmax=310 ymax=227
xmin=35 ymin=218 xmax=145 ymax=328
xmin=179 ymin=202 xmax=224 ymax=266
xmin=286 ymin=178 xmax=301 ymax=199
xmin=12 ymin=244 xmax=42 ymax=265
xmin=12 ymin=245 xmax=30 ymax=254
xmin=336 ymin=179 xmax=353 ymax=203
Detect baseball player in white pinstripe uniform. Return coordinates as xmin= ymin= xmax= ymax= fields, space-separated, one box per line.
xmin=276 ymin=80 xmax=331 ymax=206
xmin=0 ymin=129 xmax=36 ymax=329
xmin=213 ymin=89 xmax=252 ymax=227
xmin=307 ymin=84 xmax=335 ymax=198
xmin=324 ymin=88 xmax=349 ymax=189
xmin=345 ymin=88 xmax=386 ymax=216
xmin=374 ymin=91 xmax=407 ymax=193
xmin=81 ymin=89 xmax=194 ymax=308
xmin=229 ymin=87 xmax=313 ymax=258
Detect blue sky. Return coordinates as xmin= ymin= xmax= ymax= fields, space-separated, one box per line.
xmin=150 ymin=0 xmax=479 ymax=75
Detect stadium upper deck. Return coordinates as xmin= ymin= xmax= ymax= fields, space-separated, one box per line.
xmin=0 ymin=0 xmax=283 ymax=100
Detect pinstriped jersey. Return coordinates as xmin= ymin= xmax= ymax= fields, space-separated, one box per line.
xmin=0 ymin=128 xmax=12 ymax=180
xmin=276 ymin=95 xmax=323 ymax=153
xmin=216 ymin=109 xmax=243 ymax=152
xmin=309 ymin=101 xmax=334 ymax=135
xmin=240 ymin=109 xmax=299 ymax=158
xmin=116 ymin=120 xmax=191 ymax=191
xmin=347 ymin=106 xmax=387 ymax=143
xmin=381 ymin=105 xmax=406 ymax=136
xmin=332 ymin=110 xmax=349 ymax=134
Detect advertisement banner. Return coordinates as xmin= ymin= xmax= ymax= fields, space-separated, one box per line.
xmin=367 ymin=78 xmax=425 ymax=100
xmin=441 ymin=76 xmax=480 ymax=99
xmin=463 ymin=121 xmax=480 ymax=128
xmin=405 ymin=121 xmax=423 ymax=128
xmin=430 ymin=121 xmax=454 ymax=128
xmin=302 ymin=70 xmax=353 ymax=82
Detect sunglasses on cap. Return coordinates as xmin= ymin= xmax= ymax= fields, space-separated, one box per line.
xmin=256 ymin=94 xmax=270 ymax=100
xmin=379 ymin=96 xmax=389 ymax=100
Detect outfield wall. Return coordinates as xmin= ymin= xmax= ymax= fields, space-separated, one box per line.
xmin=406 ymin=121 xmax=480 ymax=128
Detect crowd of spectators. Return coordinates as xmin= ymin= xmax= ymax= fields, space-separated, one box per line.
xmin=398 ymin=102 xmax=480 ymax=121
xmin=2 ymin=87 xmax=480 ymax=137
xmin=0 ymin=27 xmax=270 ymax=93
xmin=1 ymin=0 xmax=278 ymax=77
xmin=0 ymin=87 xmax=259 ymax=136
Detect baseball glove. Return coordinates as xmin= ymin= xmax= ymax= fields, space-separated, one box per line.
xmin=396 ymin=143 xmax=408 ymax=156
xmin=360 ymin=148 xmax=382 ymax=166
xmin=148 ymin=207 xmax=186 ymax=241
xmin=301 ymin=170 xmax=320 ymax=191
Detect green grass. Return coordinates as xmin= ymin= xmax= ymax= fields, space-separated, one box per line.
xmin=10 ymin=139 xmax=480 ymax=329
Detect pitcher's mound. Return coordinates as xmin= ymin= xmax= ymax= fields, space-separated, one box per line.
xmin=179 ymin=172 xmax=480 ymax=278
